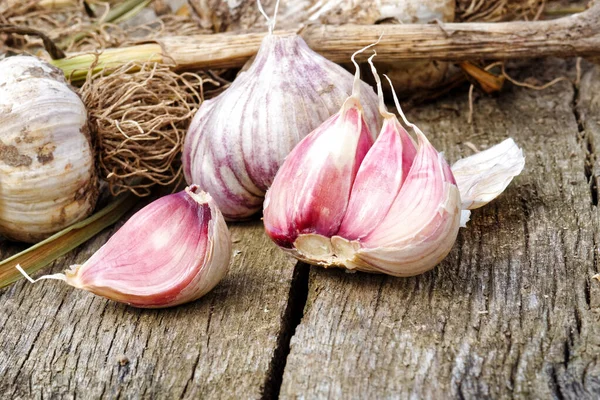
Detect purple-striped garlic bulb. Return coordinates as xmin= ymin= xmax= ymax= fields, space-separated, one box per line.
xmin=19 ymin=186 xmax=231 ymax=308
xmin=263 ymin=55 xmax=524 ymax=277
xmin=182 ymin=7 xmax=380 ymax=220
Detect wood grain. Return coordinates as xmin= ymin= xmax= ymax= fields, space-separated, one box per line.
xmin=280 ymin=59 xmax=600 ymax=399
xmin=0 ymin=220 xmax=297 ymax=399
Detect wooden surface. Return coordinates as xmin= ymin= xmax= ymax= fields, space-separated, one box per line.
xmin=0 ymin=220 xmax=298 ymax=399
xmin=281 ymin=59 xmax=600 ymax=399
xmin=1 ymin=59 xmax=600 ymax=399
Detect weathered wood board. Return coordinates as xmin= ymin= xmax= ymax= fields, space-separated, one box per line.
xmin=280 ymin=59 xmax=600 ymax=399
xmin=1 ymin=59 xmax=599 ymax=399
xmin=0 ymin=220 xmax=298 ymax=399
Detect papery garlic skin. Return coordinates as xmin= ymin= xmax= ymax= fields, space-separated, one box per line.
xmin=0 ymin=56 xmax=97 ymax=243
xmin=451 ymin=138 xmax=525 ymax=210
xmin=183 ymin=34 xmax=381 ymax=220
xmin=63 ymin=186 xmax=231 ymax=308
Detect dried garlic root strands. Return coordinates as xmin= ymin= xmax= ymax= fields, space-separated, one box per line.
xmin=264 ymin=52 xmax=525 ymax=277
xmin=182 ymin=0 xmax=381 ymax=220
xmin=18 ymin=186 xmax=232 ymax=308
xmin=0 ymin=56 xmax=97 ymax=243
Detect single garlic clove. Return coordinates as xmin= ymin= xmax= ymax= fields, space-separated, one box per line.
xmin=183 ymin=34 xmax=381 ymax=220
xmin=47 ymin=186 xmax=231 ymax=308
xmin=264 ymin=96 xmax=374 ymax=249
xmin=345 ymin=132 xmax=461 ymax=276
xmin=451 ymin=138 xmax=525 ymax=210
xmin=0 ymin=56 xmax=97 ymax=243
xmin=337 ymin=116 xmax=417 ymax=240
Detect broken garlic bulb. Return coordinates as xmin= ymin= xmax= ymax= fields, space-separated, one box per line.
xmin=0 ymin=56 xmax=97 ymax=243
xmin=263 ymin=55 xmax=524 ymax=277
xmin=19 ymin=186 xmax=231 ymax=308
xmin=182 ymin=16 xmax=380 ymax=220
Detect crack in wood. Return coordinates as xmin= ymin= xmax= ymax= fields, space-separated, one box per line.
xmin=548 ymin=364 xmax=566 ymax=400
xmin=573 ymin=79 xmax=598 ymax=206
xmin=261 ymin=262 xmax=309 ymax=400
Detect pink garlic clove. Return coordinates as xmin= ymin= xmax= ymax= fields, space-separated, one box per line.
xmin=362 ymin=131 xmax=457 ymax=248
xmin=337 ymin=116 xmax=416 ymax=240
xmin=264 ymin=96 xmax=373 ymax=249
xmin=21 ymin=186 xmax=231 ymax=308
xmin=355 ymin=132 xmax=462 ymax=276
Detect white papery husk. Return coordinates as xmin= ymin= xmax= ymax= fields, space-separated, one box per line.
xmin=0 ymin=56 xmax=97 ymax=243
xmin=452 ymin=138 xmax=525 ymax=210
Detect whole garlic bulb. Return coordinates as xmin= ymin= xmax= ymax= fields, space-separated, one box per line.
xmin=183 ymin=33 xmax=381 ymax=220
xmin=0 ymin=56 xmax=97 ymax=243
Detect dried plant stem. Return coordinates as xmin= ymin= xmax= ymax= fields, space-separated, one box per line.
xmin=52 ymin=2 xmax=600 ymax=81
xmin=53 ymin=44 xmax=164 ymax=81
xmin=0 ymin=24 xmax=65 ymax=58
xmin=37 ymin=0 xmax=78 ymax=8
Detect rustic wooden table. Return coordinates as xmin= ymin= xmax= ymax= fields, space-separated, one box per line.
xmin=1 ymin=59 xmax=599 ymax=399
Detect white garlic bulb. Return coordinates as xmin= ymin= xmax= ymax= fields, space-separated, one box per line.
xmin=0 ymin=56 xmax=97 ymax=243
xmin=182 ymin=33 xmax=381 ymax=220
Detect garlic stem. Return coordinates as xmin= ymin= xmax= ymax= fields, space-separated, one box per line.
xmin=256 ymin=0 xmax=281 ymax=35
xmin=51 ymin=44 xmax=164 ymax=82
xmin=37 ymin=0 xmax=78 ymax=9
xmin=384 ymin=74 xmax=425 ymax=138
xmin=367 ymin=51 xmax=394 ymax=119
xmin=350 ymin=36 xmax=381 ymax=98
xmin=16 ymin=265 xmax=67 ymax=283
